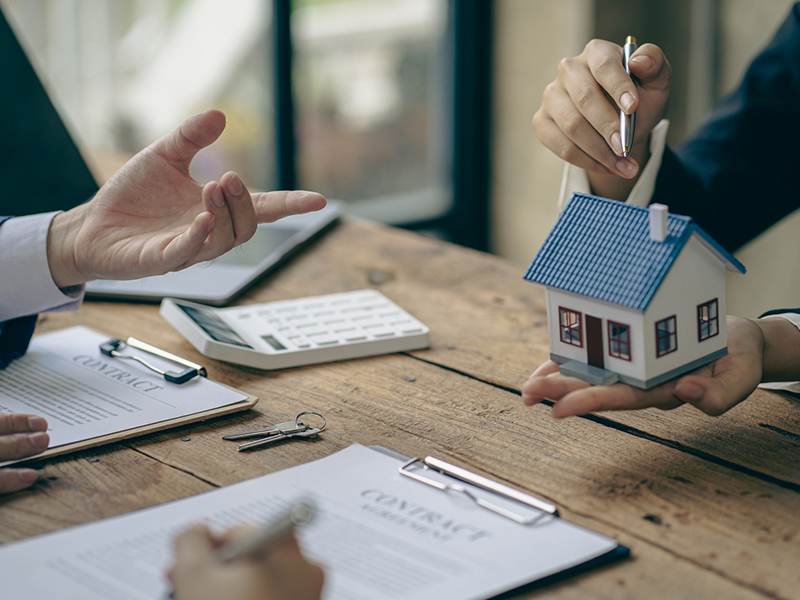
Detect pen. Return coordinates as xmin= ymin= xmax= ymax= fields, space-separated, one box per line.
xmin=216 ymin=501 xmax=315 ymax=563
xmin=620 ymin=35 xmax=637 ymax=157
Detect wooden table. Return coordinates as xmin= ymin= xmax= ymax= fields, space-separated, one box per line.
xmin=1 ymin=218 xmax=799 ymax=599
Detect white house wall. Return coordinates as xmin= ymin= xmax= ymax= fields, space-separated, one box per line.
xmin=545 ymin=288 xmax=647 ymax=381
xmin=642 ymin=233 xmax=728 ymax=380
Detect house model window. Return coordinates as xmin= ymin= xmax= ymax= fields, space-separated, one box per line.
xmin=559 ymin=307 xmax=582 ymax=347
xmin=656 ymin=316 xmax=678 ymax=357
xmin=607 ymin=321 xmax=631 ymax=361
xmin=698 ymin=299 xmax=719 ymax=341
xmin=523 ymin=194 xmax=746 ymax=390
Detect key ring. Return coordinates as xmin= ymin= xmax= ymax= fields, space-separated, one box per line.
xmin=295 ymin=411 xmax=326 ymax=432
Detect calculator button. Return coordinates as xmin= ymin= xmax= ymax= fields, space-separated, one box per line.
xmin=343 ymin=333 xmax=368 ymax=342
xmin=313 ymin=336 xmax=340 ymax=346
xmin=369 ymin=328 xmax=396 ymax=338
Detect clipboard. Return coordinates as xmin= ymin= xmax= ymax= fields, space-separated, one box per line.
xmin=370 ymin=445 xmax=631 ymax=590
xmin=0 ymin=327 xmax=258 ymax=466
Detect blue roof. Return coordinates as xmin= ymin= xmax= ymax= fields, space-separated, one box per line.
xmin=524 ymin=194 xmax=746 ymax=311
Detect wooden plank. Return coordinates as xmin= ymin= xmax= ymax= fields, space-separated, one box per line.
xmin=210 ymin=218 xmax=800 ymax=487
xmin=124 ymin=355 xmax=800 ymax=600
xmin=0 ymin=443 xmax=213 ymax=545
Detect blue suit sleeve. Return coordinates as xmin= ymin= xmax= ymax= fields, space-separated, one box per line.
xmin=651 ymin=3 xmax=800 ymax=252
xmin=0 ymin=216 xmax=38 ymax=368
xmin=0 ymin=315 xmax=37 ymax=368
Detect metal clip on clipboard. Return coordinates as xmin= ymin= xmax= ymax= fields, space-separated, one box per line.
xmin=399 ymin=456 xmax=558 ymax=525
xmin=100 ymin=337 xmax=207 ymax=384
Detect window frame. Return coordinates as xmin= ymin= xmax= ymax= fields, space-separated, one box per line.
xmin=274 ymin=0 xmax=492 ymax=250
xmin=697 ymin=299 xmax=719 ymax=342
xmin=607 ymin=320 xmax=631 ymax=361
xmin=558 ymin=307 xmax=583 ymax=348
xmin=655 ymin=315 xmax=678 ymax=357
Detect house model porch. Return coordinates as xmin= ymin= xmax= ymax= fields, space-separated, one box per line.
xmin=524 ymin=193 xmax=746 ymax=390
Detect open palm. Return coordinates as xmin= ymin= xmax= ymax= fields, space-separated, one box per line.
xmin=50 ymin=110 xmax=326 ymax=286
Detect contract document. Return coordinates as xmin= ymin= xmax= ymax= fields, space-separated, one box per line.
xmin=0 ymin=444 xmax=624 ymax=600
xmin=0 ymin=326 xmax=252 ymax=463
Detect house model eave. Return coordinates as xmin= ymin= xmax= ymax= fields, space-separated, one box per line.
xmin=523 ymin=193 xmax=745 ymax=390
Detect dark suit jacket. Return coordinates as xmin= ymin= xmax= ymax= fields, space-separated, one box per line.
xmin=0 ymin=216 xmax=37 ymax=367
xmin=652 ymin=3 xmax=800 ymax=252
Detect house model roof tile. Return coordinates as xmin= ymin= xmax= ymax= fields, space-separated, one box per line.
xmin=523 ymin=193 xmax=746 ymax=311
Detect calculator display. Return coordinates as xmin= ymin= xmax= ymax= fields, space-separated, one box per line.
xmin=178 ymin=304 xmax=253 ymax=348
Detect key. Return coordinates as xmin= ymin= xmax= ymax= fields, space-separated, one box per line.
xmin=222 ymin=420 xmax=308 ymax=441
xmin=237 ymin=427 xmax=322 ymax=452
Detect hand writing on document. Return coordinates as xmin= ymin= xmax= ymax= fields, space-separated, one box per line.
xmin=46 ymin=109 xmax=326 ymax=288
xmin=521 ymin=316 xmax=800 ymax=418
xmin=532 ymin=40 xmax=671 ymax=200
xmin=0 ymin=413 xmax=49 ymax=493
xmin=169 ymin=524 xmax=324 ymax=600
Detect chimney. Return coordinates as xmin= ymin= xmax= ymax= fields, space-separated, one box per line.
xmin=649 ymin=204 xmax=668 ymax=242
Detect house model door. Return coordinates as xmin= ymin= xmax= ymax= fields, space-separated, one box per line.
xmin=585 ymin=315 xmax=604 ymax=369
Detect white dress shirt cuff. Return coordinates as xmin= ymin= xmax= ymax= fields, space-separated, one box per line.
xmin=557 ymin=119 xmax=671 ymax=210
xmin=758 ymin=313 xmax=800 ymax=394
xmin=0 ymin=213 xmax=84 ymax=322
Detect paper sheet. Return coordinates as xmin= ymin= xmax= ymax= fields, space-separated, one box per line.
xmin=0 ymin=326 xmax=247 ymax=449
xmin=0 ymin=444 xmax=619 ymax=600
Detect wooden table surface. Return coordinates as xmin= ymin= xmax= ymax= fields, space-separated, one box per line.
xmin=1 ymin=218 xmax=799 ymax=600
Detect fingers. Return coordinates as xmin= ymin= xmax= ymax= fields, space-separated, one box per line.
xmin=522 ymin=369 xmax=683 ymax=418
xmin=673 ymin=363 xmax=761 ymax=417
xmin=219 ymin=172 xmax=258 ymax=243
xmin=253 ymin=190 xmax=327 ymax=223
xmin=0 ymin=468 xmax=39 ymax=494
xmin=534 ymin=39 xmax=641 ymax=178
xmin=628 ymin=43 xmax=671 ymax=90
xmin=583 ymin=39 xmax=639 ymax=114
xmin=551 ymin=381 xmax=683 ymax=419
xmin=174 ymin=523 xmax=216 ymax=566
xmin=0 ymin=417 xmax=49 ymax=462
xmin=0 ymin=413 xmax=47 ymax=436
xmin=152 ymin=110 xmax=227 ymax=174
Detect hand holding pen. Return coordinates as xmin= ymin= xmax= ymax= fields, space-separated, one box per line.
xmin=532 ymin=37 xmax=672 ymax=199
xmin=168 ymin=503 xmax=323 ymax=600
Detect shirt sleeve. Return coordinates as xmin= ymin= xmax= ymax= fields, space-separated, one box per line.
xmin=0 ymin=212 xmax=84 ymax=322
xmin=757 ymin=312 xmax=800 ymax=393
xmin=557 ymin=119 xmax=671 ymax=210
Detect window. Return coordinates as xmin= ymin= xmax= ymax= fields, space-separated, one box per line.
xmin=607 ymin=321 xmax=631 ymax=361
xmin=655 ymin=316 xmax=678 ymax=357
xmin=558 ymin=308 xmax=582 ymax=347
xmin=698 ymin=299 xmax=719 ymax=341
xmin=2 ymin=0 xmax=491 ymax=248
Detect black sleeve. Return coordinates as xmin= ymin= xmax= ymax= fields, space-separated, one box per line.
xmin=651 ymin=2 xmax=800 ymax=252
xmin=0 ymin=315 xmax=37 ymax=369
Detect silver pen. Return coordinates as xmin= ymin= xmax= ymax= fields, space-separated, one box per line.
xmin=216 ymin=501 xmax=315 ymax=563
xmin=620 ymin=35 xmax=637 ymax=157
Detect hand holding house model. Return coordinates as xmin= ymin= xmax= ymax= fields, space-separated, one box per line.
xmin=524 ymin=193 xmax=745 ymax=391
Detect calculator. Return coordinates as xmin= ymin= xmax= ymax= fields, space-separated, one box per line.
xmin=159 ymin=290 xmax=430 ymax=370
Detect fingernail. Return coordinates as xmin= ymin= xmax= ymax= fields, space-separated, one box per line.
xmin=212 ymin=183 xmax=225 ymax=208
xmin=620 ymin=92 xmax=635 ymax=113
xmin=226 ymin=174 xmax=243 ymax=196
xmin=677 ymin=382 xmax=704 ymax=402
xmin=29 ymin=432 xmax=49 ymax=449
xmin=18 ymin=469 xmax=38 ymax=485
xmin=28 ymin=416 xmax=47 ymax=431
xmin=631 ymin=55 xmax=653 ymax=69
xmin=610 ymin=132 xmax=623 ymax=156
xmin=615 ymin=158 xmax=638 ymax=178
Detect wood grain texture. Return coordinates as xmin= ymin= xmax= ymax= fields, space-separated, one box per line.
xmin=3 ymin=217 xmax=799 ymax=600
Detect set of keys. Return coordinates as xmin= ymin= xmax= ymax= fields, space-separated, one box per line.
xmin=223 ymin=411 xmax=326 ymax=452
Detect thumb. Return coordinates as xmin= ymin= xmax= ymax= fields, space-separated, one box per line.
xmin=628 ymin=43 xmax=671 ymax=90
xmin=151 ymin=110 xmax=227 ymax=174
xmin=673 ymin=370 xmax=758 ymax=417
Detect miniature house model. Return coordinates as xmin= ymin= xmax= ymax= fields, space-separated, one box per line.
xmin=524 ymin=193 xmax=746 ymax=389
